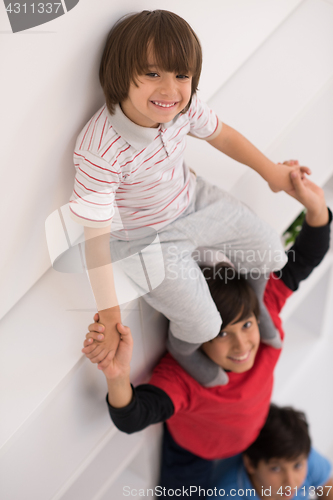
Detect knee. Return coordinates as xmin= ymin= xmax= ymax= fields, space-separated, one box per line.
xmin=267 ymin=232 xmax=287 ymax=270
xmin=254 ymin=229 xmax=287 ymax=271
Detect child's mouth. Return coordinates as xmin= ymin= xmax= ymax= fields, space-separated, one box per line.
xmin=228 ymin=350 xmax=252 ymax=363
xmin=151 ymin=101 xmax=178 ymax=108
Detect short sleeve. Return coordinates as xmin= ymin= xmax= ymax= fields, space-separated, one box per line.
xmin=69 ymin=149 xmax=121 ymax=228
xmin=187 ymin=93 xmax=222 ymax=140
xmin=149 ymin=355 xmax=191 ymax=415
xmin=305 ymin=448 xmax=332 ymax=489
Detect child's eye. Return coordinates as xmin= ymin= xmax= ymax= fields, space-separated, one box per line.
xmin=146 ymin=72 xmax=159 ymax=78
xmin=243 ymin=321 xmax=252 ymax=329
xmin=176 ymin=74 xmax=190 ymax=79
xmin=294 ymin=462 xmax=304 ymax=470
xmin=269 ymin=466 xmax=281 ymax=472
xmin=217 ymin=331 xmax=228 ymax=338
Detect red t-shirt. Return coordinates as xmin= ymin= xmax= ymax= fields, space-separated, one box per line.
xmin=149 ymin=275 xmax=293 ymax=460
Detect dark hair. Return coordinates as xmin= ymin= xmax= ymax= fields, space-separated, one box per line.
xmin=202 ymin=263 xmax=260 ymax=328
xmin=99 ymin=10 xmax=202 ymax=115
xmin=244 ymin=404 xmax=311 ymax=467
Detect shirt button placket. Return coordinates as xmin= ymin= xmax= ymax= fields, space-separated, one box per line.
xmin=160 ymin=128 xmax=169 ymax=157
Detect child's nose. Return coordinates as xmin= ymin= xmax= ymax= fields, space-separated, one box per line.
xmin=282 ymin=472 xmax=297 ymax=490
xmin=159 ymin=75 xmax=177 ymax=95
xmin=232 ymin=334 xmax=247 ymax=351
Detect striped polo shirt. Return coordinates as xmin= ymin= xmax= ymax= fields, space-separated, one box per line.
xmin=69 ymin=93 xmax=222 ymax=235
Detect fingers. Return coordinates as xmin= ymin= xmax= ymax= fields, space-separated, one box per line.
xmin=116 ymin=323 xmax=133 ymax=344
xmin=88 ymin=322 xmax=105 ymax=333
xmin=85 ymin=331 xmax=105 ymax=342
xmin=82 ymin=342 xmax=104 ymax=359
xmin=282 ymin=160 xmax=311 ymax=177
xmin=290 ymin=170 xmax=306 ymax=193
xmin=83 ymin=337 xmax=94 ymax=348
xmin=82 ymin=340 xmax=110 ymax=364
xmin=116 ymin=323 xmax=131 ymax=337
xmin=97 ymin=351 xmax=115 ymax=370
xmin=94 ymin=312 xmax=100 ymax=322
xmin=82 ymin=340 xmax=99 ymax=355
xmin=300 ymin=165 xmax=312 ymax=176
xmin=85 ymin=322 xmax=105 ymax=342
xmin=283 ymin=159 xmax=299 ymax=166
xmin=89 ymin=349 xmax=109 ymax=364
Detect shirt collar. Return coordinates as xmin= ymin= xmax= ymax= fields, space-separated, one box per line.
xmin=106 ymin=104 xmax=178 ymax=150
xmin=238 ymin=464 xmax=260 ymax=500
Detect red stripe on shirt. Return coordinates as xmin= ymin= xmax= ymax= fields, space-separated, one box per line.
xmin=79 ymin=116 xmax=94 ymax=150
xmin=69 ymin=206 xmax=112 ymax=223
xmin=74 ymin=152 xmax=119 ymax=174
xmin=75 ymin=178 xmax=116 ymax=194
xmin=98 ymin=117 xmax=108 ymax=151
xmin=78 ymin=167 xmax=118 ymax=185
xmin=73 ymin=189 xmax=113 ymax=206
xmin=101 ymin=136 xmax=121 ymax=157
xmin=131 ymin=179 xmax=190 ymax=220
xmin=88 ymin=107 xmax=105 ymax=151
xmin=119 ymin=149 xmax=146 ymax=168
xmin=169 ymin=122 xmax=188 ymax=141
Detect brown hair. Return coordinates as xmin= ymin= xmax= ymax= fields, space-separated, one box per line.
xmin=99 ymin=10 xmax=202 ymax=115
xmin=202 ymin=263 xmax=260 ymax=329
xmin=244 ymin=404 xmax=311 ymax=467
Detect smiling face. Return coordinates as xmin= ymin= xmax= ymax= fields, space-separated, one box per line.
xmin=100 ymin=11 xmax=202 ymax=115
xmin=121 ymin=56 xmax=192 ymax=128
xmin=201 ymin=313 xmax=260 ymax=373
xmin=243 ymin=455 xmax=308 ymax=500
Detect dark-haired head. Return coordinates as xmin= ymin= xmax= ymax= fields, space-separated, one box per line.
xmin=100 ymin=10 xmax=202 ymax=115
xmin=202 ymin=263 xmax=260 ymax=329
xmin=244 ymin=404 xmax=311 ymax=467
xmin=201 ymin=263 xmax=261 ymax=373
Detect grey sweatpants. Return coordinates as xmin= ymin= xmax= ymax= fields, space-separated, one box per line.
xmin=112 ymin=176 xmax=287 ymax=345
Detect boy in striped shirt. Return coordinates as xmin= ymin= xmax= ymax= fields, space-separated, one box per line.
xmin=73 ymin=10 xmax=309 ymax=386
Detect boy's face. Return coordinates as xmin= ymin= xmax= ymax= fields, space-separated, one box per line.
xmin=243 ymin=454 xmax=308 ymax=500
xmin=121 ymin=52 xmax=192 ymax=128
xmin=201 ymin=314 xmax=260 ymax=373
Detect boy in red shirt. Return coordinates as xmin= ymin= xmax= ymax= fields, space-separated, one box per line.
xmin=82 ymin=171 xmax=331 ymax=498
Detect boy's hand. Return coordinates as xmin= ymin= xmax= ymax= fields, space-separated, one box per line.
xmin=82 ymin=314 xmax=133 ymax=379
xmin=287 ymin=169 xmax=329 ymax=227
xmin=268 ymin=160 xmax=311 ymax=193
xmin=81 ymin=309 xmax=121 ymax=365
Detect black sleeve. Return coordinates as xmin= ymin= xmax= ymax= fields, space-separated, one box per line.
xmin=106 ymin=384 xmax=175 ymax=434
xmin=276 ymin=208 xmax=332 ymax=291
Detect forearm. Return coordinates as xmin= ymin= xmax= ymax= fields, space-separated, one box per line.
xmin=88 ymin=264 xmax=120 ymax=314
xmin=107 ymin=384 xmax=175 ymax=434
xmin=107 ymin=375 xmax=133 ymax=408
xmin=279 ymin=208 xmax=332 ymax=291
xmin=84 ymin=225 xmax=120 ymax=313
xmin=305 ymin=204 xmax=330 ymax=227
xmin=208 ymin=123 xmax=276 ymax=183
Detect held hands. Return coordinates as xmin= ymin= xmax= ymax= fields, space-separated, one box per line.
xmin=82 ymin=313 xmax=133 ymax=380
xmin=285 ymin=162 xmax=329 ymax=227
xmin=268 ymin=160 xmax=311 ymax=194
xmin=81 ymin=312 xmax=121 ymax=367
